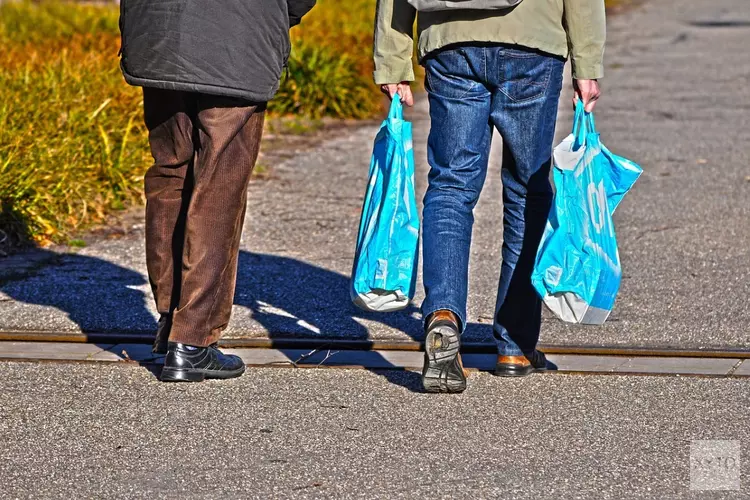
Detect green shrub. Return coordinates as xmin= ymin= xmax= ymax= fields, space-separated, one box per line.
xmin=277 ymin=0 xmax=381 ymax=118
xmin=271 ymin=42 xmax=379 ymax=119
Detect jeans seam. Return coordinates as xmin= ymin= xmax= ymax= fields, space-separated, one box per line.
xmin=483 ymin=47 xmax=488 ymax=83
xmin=502 ymin=52 xmax=542 ymax=60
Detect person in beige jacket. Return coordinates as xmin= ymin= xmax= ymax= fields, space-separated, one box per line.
xmin=374 ymin=0 xmax=606 ymax=393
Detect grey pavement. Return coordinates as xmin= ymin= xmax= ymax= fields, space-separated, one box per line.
xmin=0 ymin=0 xmax=749 ymax=350
xmin=1 ymin=361 xmax=749 ymax=499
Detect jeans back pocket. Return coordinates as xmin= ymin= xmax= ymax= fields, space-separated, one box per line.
xmin=497 ymin=49 xmax=556 ymax=103
xmin=425 ymin=48 xmax=484 ymax=100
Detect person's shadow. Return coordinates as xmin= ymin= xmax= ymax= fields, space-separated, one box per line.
xmin=0 ymin=248 xmax=164 ymax=377
xmin=0 ymin=248 xmax=158 ymax=336
xmin=234 ymin=251 xmax=422 ymax=342
xmin=234 ymin=250 xmax=427 ymax=391
xmin=0 ymin=248 xmax=430 ymax=390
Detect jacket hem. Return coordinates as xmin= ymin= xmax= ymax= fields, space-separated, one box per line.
xmin=417 ymin=35 xmax=569 ymax=64
xmin=122 ymin=70 xmax=274 ymax=103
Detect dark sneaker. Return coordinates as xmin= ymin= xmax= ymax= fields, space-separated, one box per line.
xmin=160 ymin=342 xmax=245 ymax=382
xmin=152 ymin=313 xmax=172 ymax=355
xmin=494 ymin=350 xmax=549 ymax=377
xmin=422 ymin=310 xmax=467 ymax=394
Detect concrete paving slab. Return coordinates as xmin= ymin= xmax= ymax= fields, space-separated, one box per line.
xmin=223 ymin=347 xmax=294 ymax=366
xmin=732 ymin=360 xmax=750 ymax=377
xmin=234 ymin=348 xmax=422 ymax=370
xmin=545 ymin=354 xmax=630 ymax=373
xmin=615 ymin=357 xmax=740 ymax=376
xmin=93 ymin=343 xmax=165 ymax=363
xmin=0 ymin=341 xmax=108 ymax=361
xmin=1 ymin=342 xmax=746 ymax=378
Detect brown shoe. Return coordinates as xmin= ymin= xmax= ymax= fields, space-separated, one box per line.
xmin=422 ymin=310 xmax=467 ymax=393
xmin=494 ymin=350 xmax=549 ymax=377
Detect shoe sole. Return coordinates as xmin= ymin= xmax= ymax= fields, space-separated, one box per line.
xmin=494 ymin=364 xmax=547 ymax=378
xmin=160 ymin=365 xmax=246 ymax=383
xmin=422 ymin=325 xmax=467 ymax=394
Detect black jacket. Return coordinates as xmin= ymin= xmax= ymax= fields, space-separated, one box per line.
xmin=119 ymin=0 xmax=316 ymax=103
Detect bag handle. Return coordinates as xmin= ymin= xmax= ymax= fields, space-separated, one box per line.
xmin=388 ymin=94 xmax=404 ymax=121
xmin=572 ymin=100 xmax=597 ymax=148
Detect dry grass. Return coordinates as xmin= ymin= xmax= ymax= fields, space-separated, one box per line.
xmin=0 ymin=0 xmax=382 ymax=247
xmin=0 ymin=4 xmax=146 ymax=246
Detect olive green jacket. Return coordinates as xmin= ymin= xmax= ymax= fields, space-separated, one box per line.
xmin=373 ymin=0 xmax=606 ymax=84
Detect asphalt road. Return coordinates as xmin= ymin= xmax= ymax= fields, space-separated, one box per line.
xmin=0 ymin=361 xmax=748 ymax=499
xmin=0 ymin=0 xmax=748 ymax=350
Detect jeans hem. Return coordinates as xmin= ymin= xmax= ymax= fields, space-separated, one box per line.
xmin=422 ymin=304 xmax=466 ymax=334
xmin=496 ymin=345 xmax=526 ymax=357
xmin=493 ymin=324 xmax=530 ymax=356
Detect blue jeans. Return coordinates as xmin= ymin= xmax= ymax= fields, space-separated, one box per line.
xmin=421 ymin=45 xmax=564 ymax=356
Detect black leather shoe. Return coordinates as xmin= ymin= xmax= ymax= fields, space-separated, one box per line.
xmin=152 ymin=314 xmax=172 ymax=355
xmin=494 ymin=350 xmax=550 ymax=377
xmin=422 ymin=311 xmax=467 ymax=393
xmin=161 ymin=342 xmax=245 ymax=382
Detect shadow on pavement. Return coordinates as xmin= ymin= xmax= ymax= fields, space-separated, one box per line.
xmin=374 ymin=370 xmax=424 ymax=392
xmin=0 ymin=248 xmax=163 ymax=378
xmin=0 ymin=248 xmax=158 ymax=335
xmin=2 ymin=248 xmax=474 ymax=391
xmin=235 ymin=251 xmax=422 ymax=341
xmin=234 ymin=251 xmax=428 ymax=391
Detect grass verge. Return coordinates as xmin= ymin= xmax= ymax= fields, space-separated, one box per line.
xmin=0 ymin=0 xmax=381 ymax=249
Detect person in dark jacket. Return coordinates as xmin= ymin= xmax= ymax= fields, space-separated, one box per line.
xmin=119 ymin=0 xmax=316 ymax=383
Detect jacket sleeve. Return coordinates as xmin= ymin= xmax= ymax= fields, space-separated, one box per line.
xmin=373 ymin=0 xmax=417 ymax=85
xmin=288 ymin=0 xmax=317 ymax=27
xmin=563 ymin=0 xmax=606 ymax=80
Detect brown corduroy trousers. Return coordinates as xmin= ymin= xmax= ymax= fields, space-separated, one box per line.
xmin=142 ymin=88 xmax=265 ymax=347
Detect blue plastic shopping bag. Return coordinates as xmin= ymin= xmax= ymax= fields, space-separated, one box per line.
xmin=532 ymin=102 xmax=642 ymax=324
xmin=351 ymin=97 xmax=419 ymax=312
